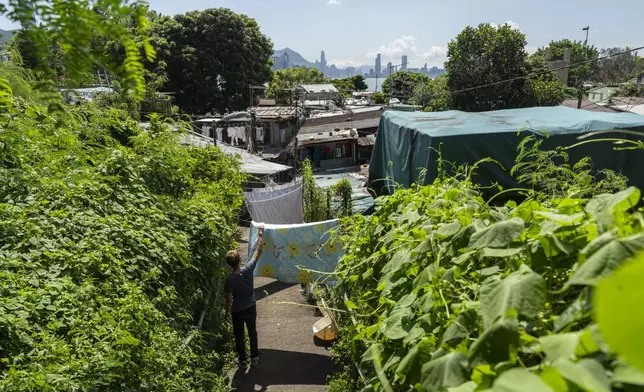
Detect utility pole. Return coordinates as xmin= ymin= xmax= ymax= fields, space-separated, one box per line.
xmin=577 ymin=26 xmax=591 ymax=108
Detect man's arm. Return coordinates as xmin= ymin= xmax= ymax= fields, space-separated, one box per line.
xmin=244 ymin=226 xmax=264 ymax=273
xmin=225 ymin=292 xmax=232 ymax=321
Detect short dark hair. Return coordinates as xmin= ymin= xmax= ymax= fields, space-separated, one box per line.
xmin=226 ymin=250 xmax=241 ymax=268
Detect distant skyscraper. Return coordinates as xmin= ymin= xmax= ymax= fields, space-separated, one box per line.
xmin=402 ymin=55 xmax=408 ymax=71
xmin=320 ymin=50 xmax=327 ymax=69
xmin=387 ymin=62 xmax=393 ymax=75
xmin=281 ymin=52 xmax=290 ymax=69
xmin=375 ymin=53 xmax=382 ymax=76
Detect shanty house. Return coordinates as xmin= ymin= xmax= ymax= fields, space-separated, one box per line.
xmin=297 ymin=84 xmax=341 ymax=102
xmin=253 ymin=106 xmax=302 ymax=148
xmin=296 ymin=129 xmax=359 ymax=170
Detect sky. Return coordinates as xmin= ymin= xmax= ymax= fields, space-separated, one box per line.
xmin=2 ymin=0 xmax=643 ymax=70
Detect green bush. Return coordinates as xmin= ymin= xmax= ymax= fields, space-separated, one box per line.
xmin=0 ymin=83 xmax=244 ymax=390
xmin=329 ymin=140 xmax=643 ymax=391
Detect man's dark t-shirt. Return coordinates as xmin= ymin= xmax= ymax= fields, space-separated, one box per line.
xmin=224 ymin=257 xmax=258 ymax=313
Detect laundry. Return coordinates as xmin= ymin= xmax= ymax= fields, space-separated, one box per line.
xmin=234 ymin=127 xmax=246 ymax=143
xmin=248 ymin=219 xmax=341 ymax=284
xmin=245 ymin=185 xmax=303 ymax=224
xmin=245 ymin=181 xmax=301 ymax=203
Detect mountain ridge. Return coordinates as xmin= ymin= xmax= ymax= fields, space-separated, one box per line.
xmin=0 ymin=29 xmax=14 ymax=45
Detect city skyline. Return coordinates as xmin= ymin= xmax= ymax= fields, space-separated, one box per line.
xmin=2 ymin=0 xmax=639 ymax=70
xmin=272 ymin=47 xmax=444 ymax=79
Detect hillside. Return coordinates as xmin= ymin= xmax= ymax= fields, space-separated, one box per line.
xmin=273 ymin=47 xmax=314 ymax=67
xmin=0 ymin=29 xmax=14 ymax=45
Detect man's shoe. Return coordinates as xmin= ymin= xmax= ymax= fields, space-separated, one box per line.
xmin=251 ymin=356 xmax=259 ymax=367
xmin=237 ymin=358 xmax=248 ymax=368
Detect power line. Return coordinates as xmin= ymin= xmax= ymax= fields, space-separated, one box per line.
xmin=421 ymin=45 xmax=644 ymax=101
xmin=451 ymin=46 xmax=642 ymax=96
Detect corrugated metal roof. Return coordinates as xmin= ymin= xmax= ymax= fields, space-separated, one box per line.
xmin=180 ymin=132 xmax=292 ymax=175
xmin=299 ymin=84 xmax=339 ymax=93
xmin=357 ymin=134 xmax=377 ymax=147
xmin=303 ymin=106 xmax=384 ymax=128
xmin=251 ymin=106 xmax=299 ymax=119
xmin=300 ymin=117 xmax=380 ymax=135
xmin=296 ymin=129 xmax=358 ymax=147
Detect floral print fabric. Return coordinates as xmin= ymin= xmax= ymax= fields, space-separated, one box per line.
xmin=248 ymin=219 xmax=341 ymax=284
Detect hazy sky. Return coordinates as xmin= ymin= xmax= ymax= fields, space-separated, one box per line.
xmin=3 ymin=0 xmax=643 ymax=69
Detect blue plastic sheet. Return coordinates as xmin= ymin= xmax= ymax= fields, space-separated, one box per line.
xmin=248 ymin=220 xmax=341 ymax=284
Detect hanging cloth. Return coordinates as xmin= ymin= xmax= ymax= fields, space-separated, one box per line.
xmin=248 ymin=219 xmax=341 ymax=284
xmin=246 ymin=185 xmax=303 ymax=224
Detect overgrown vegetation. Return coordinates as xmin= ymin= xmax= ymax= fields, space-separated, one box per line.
xmin=302 ymin=160 xmax=353 ymax=222
xmin=0 ymin=62 xmax=244 ymax=390
xmin=328 ymin=139 xmax=644 ymax=391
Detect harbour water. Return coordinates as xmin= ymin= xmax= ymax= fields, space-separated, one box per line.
xmin=365 ymin=78 xmax=382 ymax=92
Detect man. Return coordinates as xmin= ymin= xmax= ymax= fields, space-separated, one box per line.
xmin=225 ymin=226 xmax=264 ymax=367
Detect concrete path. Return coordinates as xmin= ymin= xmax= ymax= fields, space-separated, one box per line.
xmin=229 ymin=227 xmax=334 ymax=392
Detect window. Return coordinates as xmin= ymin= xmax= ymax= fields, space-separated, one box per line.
xmin=335 ymin=143 xmax=345 ymax=158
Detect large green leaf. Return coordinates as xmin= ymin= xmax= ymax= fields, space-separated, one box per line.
xmin=362 ymin=343 xmax=385 ymax=362
xmin=395 ymin=338 xmax=432 ymax=383
xmin=393 ymin=292 xmax=417 ymax=311
xmin=448 ymin=381 xmax=478 ymax=392
xmin=420 ymin=352 xmax=469 ymax=391
xmin=381 ymin=249 xmax=412 ymax=275
xmin=535 ymin=211 xmax=584 ymax=226
xmin=480 ymin=264 xmax=546 ymax=329
xmin=554 ymin=359 xmax=610 ymax=392
xmin=612 ymin=362 xmax=644 ymax=386
xmin=586 ymin=187 xmax=640 ymax=217
xmin=468 ymin=218 xmax=525 ymax=249
xmin=540 ymin=327 xmax=600 ymax=361
xmin=595 ymin=253 xmax=644 ymax=373
xmin=586 ymin=187 xmax=641 ymax=231
xmin=469 ymin=318 xmax=519 ymax=367
xmin=441 ymin=309 xmax=479 ymax=347
xmin=540 ymin=367 xmax=569 ymax=392
xmin=490 ymin=368 xmax=553 ymax=392
xmin=480 ymin=247 xmax=523 ymax=258
xmin=438 ymin=222 xmax=462 ymax=237
xmin=567 ymin=232 xmax=644 ymax=286
xmin=379 ymin=307 xmax=414 ymax=340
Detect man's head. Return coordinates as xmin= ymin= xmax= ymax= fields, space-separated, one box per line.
xmin=226 ymin=250 xmax=241 ymax=269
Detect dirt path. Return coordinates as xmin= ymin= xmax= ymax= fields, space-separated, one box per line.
xmin=229 ymin=227 xmax=334 ymax=392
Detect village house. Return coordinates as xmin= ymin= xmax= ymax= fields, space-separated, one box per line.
xmin=297 ymin=84 xmax=341 ymax=102
xmin=252 ymin=106 xmax=303 ymax=148
xmin=194 ymin=106 xmax=302 ymax=150
xmin=296 ymin=128 xmax=359 ymax=170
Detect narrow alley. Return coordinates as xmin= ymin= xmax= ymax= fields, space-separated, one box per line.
xmin=228 ymin=227 xmax=335 ymax=392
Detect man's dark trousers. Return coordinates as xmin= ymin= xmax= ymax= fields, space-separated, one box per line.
xmin=232 ymin=304 xmax=258 ymax=361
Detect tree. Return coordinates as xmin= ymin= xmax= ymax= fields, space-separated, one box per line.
xmin=371 ymin=92 xmax=387 ymax=104
xmin=446 ymin=23 xmax=565 ymax=111
xmin=411 ymin=74 xmax=449 ymax=111
xmin=617 ymin=82 xmax=644 ymax=97
xmin=330 ymin=75 xmax=368 ymax=97
xmin=2 ymin=0 xmax=153 ymax=98
xmin=382 ymin=71 xmax=430 ymax=103
xmin=534 ymin=39 xmax=599 ymax=87
xmin=154 ymin=8 xmax=274 ymax=114
xmin=596 ymin=47 xmax=640 ymax=85
xmin=525 ymin=54 xmax=567 ymax=106
xmin=351 ymin=75 xmax=368 ymax=91
xmin=447 ymin=24 xmax=531 ymax=111
xmin=267 ymin=67 xmax=326 ymax=100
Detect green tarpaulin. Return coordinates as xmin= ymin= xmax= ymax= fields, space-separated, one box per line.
xmin=369 ymin=106 xmax=644 ymax=196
